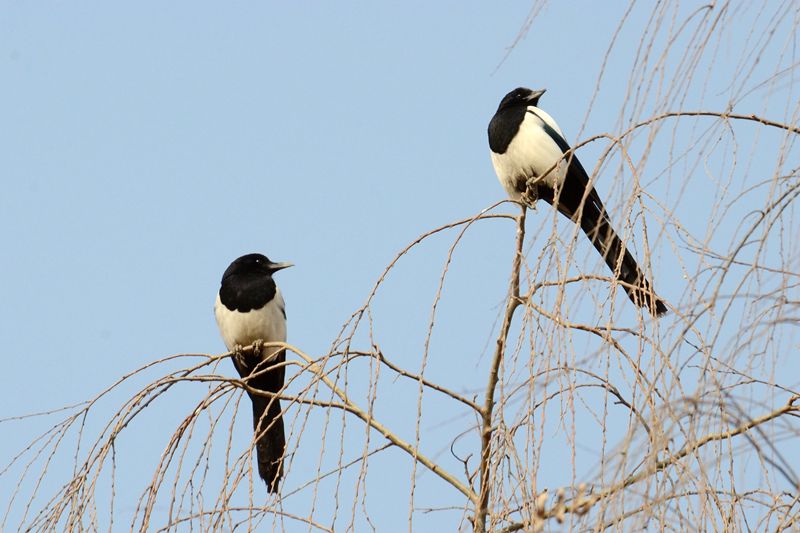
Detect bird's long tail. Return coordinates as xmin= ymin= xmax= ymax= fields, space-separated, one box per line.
xmin=545 ymin=185 xmax=667 ymax=315
xmin=250 ymin=392 xmax=285 ymax=493
xmin=239 ymin=348 xmax=286 ymax=494
xmin=575 ymin=198 xmax=667 ymax=315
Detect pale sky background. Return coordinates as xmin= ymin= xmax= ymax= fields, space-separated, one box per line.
xmin=2 ymin=2 xmax=798 ymax=532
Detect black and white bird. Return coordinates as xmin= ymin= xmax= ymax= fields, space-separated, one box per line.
xmin=488 ymin=87 xmax=667 ymax=315
xmin=214 ymin=253 xmax=293 ymax=493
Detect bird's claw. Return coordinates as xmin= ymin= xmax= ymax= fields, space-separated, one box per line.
xmin=233 ymin=344 xmax=249 ymax=372
xmin=522 ymin=177 xmax=539 ymax=207
xmin=522 ymin=189 xmax=538 ymax=207
xmin=252 ymin=339 xmax=263 ymax=359
xmin=233 ymin=341 xmax=268 ymax=376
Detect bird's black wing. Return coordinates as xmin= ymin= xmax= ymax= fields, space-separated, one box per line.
xmin=531 ymin=110 xmax=667 ymax=315
xmin=529 ymin=110 xmax=609 ymax=223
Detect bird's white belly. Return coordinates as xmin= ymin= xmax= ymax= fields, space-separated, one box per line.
xmin=214 ymin=291 xmax=287 ymax=360
xmin=491 ymin=110 xmax=569 ymax=201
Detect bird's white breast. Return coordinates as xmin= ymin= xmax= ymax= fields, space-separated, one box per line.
xmin=491 ymin=106 xmax=569 ymax=201
xmin=214 ymin=289 xmax=287 ymax=360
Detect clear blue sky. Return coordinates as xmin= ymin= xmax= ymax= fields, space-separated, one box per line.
xmin=2 ymin=3 xmax=798 ymax=531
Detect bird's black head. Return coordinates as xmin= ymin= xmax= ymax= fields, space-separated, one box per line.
xmin=218 ymin=253 xmax=292 ymax=312
xmin=222 ymin=253 xmax=293 ymax=282
xmin=496 ymin=87 xmax=546 ymax=111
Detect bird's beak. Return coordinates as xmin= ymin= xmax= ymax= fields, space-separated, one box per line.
xmin=269 ymin=261 xmax=294 ymax=272
xmin=528 ymin=88 xmax=546 ymax=101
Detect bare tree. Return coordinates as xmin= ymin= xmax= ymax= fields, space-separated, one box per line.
xmin=3 ymin=2 xmax=799 ymax=531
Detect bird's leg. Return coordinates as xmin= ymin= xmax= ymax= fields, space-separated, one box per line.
xmin=522 ymin=176 xmax=539 ymax=207
xmin=233 ymin=343 xmax=253 ymax=376
xmin=234 ymin=341 xmax=267 ymax=377
xmin=252 ymin=339 xmax=263 ymax=359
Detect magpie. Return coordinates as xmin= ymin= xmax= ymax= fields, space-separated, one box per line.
xmin=488 ymin=87 xmax=667 ymax=315
xmin=214 ymin=253 xmax=293 ymax=493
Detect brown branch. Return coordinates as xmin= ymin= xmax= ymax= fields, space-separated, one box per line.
xmin=497 ymin=395 xmax=800 ymax=531
xmin=474 ymin=207 xmax=526 ymax=533
xmin=375 ymin=350 xmax=482 ymax=413
xmin=277 ymin=343 xmax=478 ymax=502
